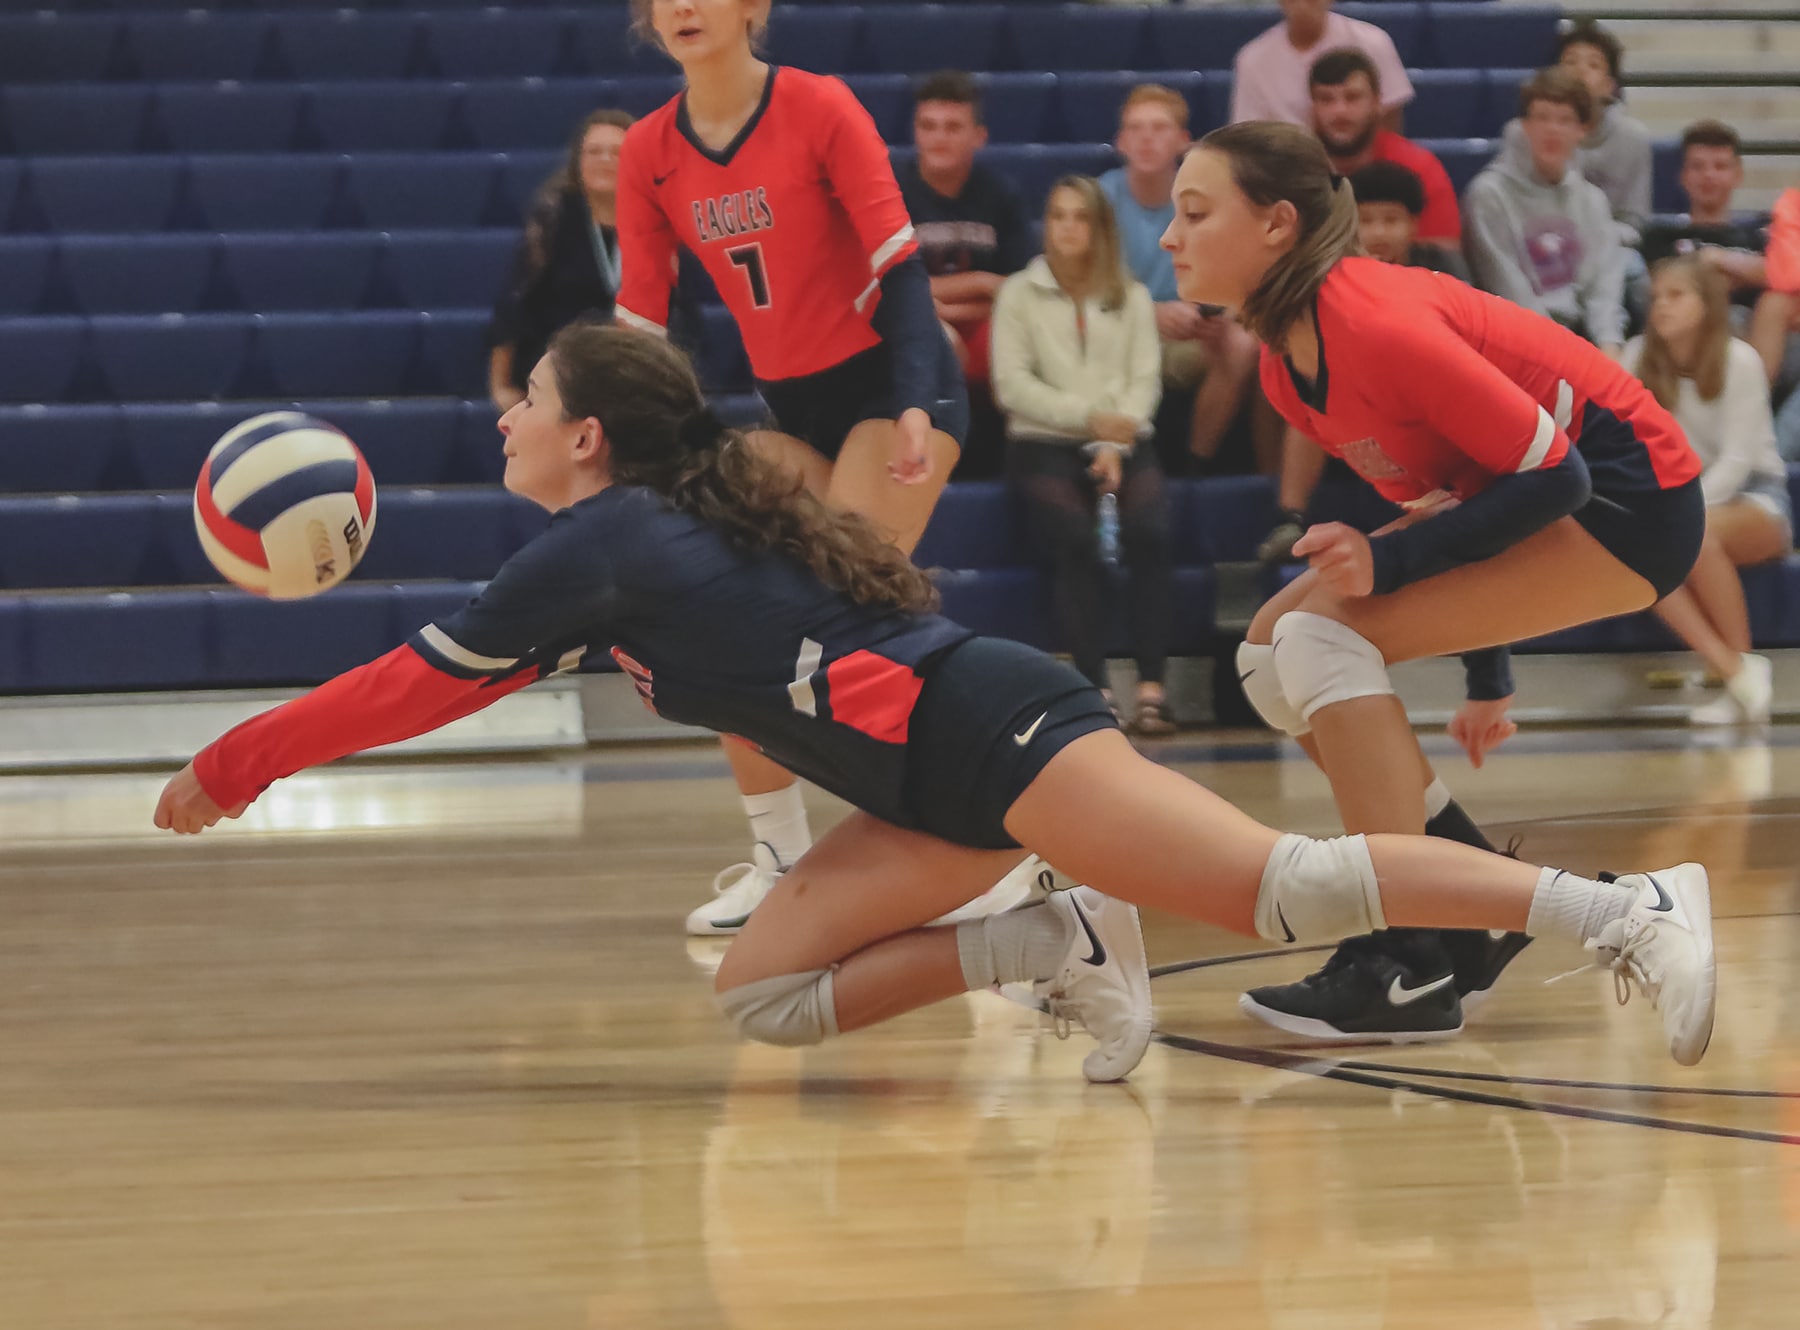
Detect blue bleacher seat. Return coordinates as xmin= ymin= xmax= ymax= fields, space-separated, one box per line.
xmin=310 ymin=399 xmax=468 ymax=486
xmin=0 ymin=238 xmax=57 ymax=316
xmin=89 ymin=313 xmax=251 ymax=401
xmin=27 ymin=157 xmax=182 ymax=234
xmin=1144 ymin=9 xmax=1277 ymax=73
xmin=384 ymin=231 xmax=514 ymax=312
xmin=28 ymin=590 xmax=211 ymax=690
xmin=0 ymin=162 xmax=22 ymax=230
xmin=1338 ymin=3 xmax=1427 ymax=67
xmin=389 ymin=582 xmax=485 ymax=648
xmin=1406 ymin=70 xmax=1486 ymax=140
xmin=979 ymin=143 xmax=1120 ymax=213
xmin=59 ymin=234 xmax=216 ymax=315
xmin=341 ymin=153 xmax=500 ymax=229
xmin=607 ymin=74 xmax=684 ymax=119
xmin=863 ymin=4 xmax=1007 ymax=75
xmin=211 ymin=585 xmax=396 ymax=685
xmin=353 ymin=488 xmax=528 ymax=582
xmin=935 ymin=568 xmax=1052 ymax=650
xmin=764 ymin=6 xmax=866 ymax=74
xmin=0 ymin=405 xmax=122 ymax=493
xmin=124 ymin=13 xmax=271 ymax=82
xmin=0 ymin=599 xmax=25 ymax=693
xmin=974 ymin=73 xmax=1056 ymax=145
xmin=460 ymin=78 xmax=619 ymax=151
xmin=268 ymin=12 xmax=421 ymax=81
xmin=0 ymin=494 xmax=159 ymax=590
xmin=694 ymin=306 xmax=752 ymax=395
xmin=454 ymin=399 xmax=506 ymax=484
xmin=492 ymin=150 xmax=564 ymax=219
xmin=304 ymin=83 xmax=458 ymax=153
xmin=1652 ymin=139 xmax=1682 ymax=214
xmin=220 ymin=233 xmax=383 ymax=313
xmin=1053 ymin=71 xmax=1206 ymax=145
xmin=147 ymin=489 xmax=217 ymax=586
xmin=1418 ymin=137 xmax=1496 ymax=196
xmin=567 ymin=7 xmax=670 ymax=78
xmin=186 ymin=154 xmax=341 ymax=233
xmin=840 ymin=73 xmax=911 ymax=144
xmin=1481 ymin=68 xmax=1531 ymax=140
xmin=1165 ymin=567 xmax=1219 ymax=655
xmin=913 ymin=482 xmax=1024 ymax=569
xmin=259 ymin=311 xmax=419 ymax=398
xmin=0 ymin=317 xmax=88 ymax=404
xmin=0 ymin=15 xmax=122 ymax=85
xmin=120 ymin=400 xmax=257 ymax=490
xmin=422 ymin=10 xmax=572 ymax=80
xmin=1179 ymin=476 xmax=1279 ymax=564
xmin=413 ymin=311 xmax=492 ymax=396
xmin=1427 ymin=4 xmax=1559 ymax=69
xmin=3 ymin=85 xmax=152 ymax=156
xmin=1009 ymin=6 xmax=1147 ymax=74
xmin=152 ymin=85 xmax=304 ymax=155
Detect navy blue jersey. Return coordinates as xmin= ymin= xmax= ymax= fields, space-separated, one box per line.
xmin=411 ymin=486 xmax=971 ymax=827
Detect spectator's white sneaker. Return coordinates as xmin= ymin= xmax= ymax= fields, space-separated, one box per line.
xmin=1036 ymin=887 xmax=1154 ymax=1083
xmin=686 ymin=842 xmax=783 ymax=936
xmin=1565 ymin=864 xmax=1716 ymax=1067
xmin=1690 ymin=653 xmax=1771 ymax=725
xmin=932 ymin=855 xmax=1051 ymax=927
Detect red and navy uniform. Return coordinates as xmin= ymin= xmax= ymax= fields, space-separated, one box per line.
xmin=1261 ymin=257 xmax=1702 ymax=598
xmin=615 ymin=67 xmax=965 ymax=455
xmin=193 ymin=486 xmax=977 ymax=836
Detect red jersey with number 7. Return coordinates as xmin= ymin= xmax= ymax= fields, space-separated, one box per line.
xmin=614 ymin=66 xmax=918 ymax=383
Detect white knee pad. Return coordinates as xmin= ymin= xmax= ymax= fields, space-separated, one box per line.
xmin=1270 ymin=611 xmax=1395 ymax=722
xmin=1235 ymin=641 xmax=1310 ymax=737
xmin=1254 ymin=832 xmax=1388 ymax=943
xmin=716 ymin=968 xmax=840 ymax=1047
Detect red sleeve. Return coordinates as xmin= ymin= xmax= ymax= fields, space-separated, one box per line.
xmin=614 ymin=119 xmax=682 ymax=334
xmin=1768 ymin=189 xmax=1800 ymax=295
xmin=1413 ymin=152 xmax=1462 ymax=244
xmin=814 ymin=76 xmax=917 ymax=288
xmin=191 ymin=645 xmax=535 ymax=811
xmin=1376 ymin=310 xmax=1571 ymax=476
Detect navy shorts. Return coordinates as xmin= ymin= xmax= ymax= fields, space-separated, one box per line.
xmin=756 ymin=334 xmax=970 ymax=463
xmin=904 ymin=637 xmax=1119 ymax=850
xmin=1574 ymin=476 xmax=1705 ymax=599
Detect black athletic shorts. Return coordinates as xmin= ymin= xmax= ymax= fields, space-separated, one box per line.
xmin=1573 ymin=476 xmax=1705 ymax=599
xmin=756 ymin=335 xmax=970 ymax=463
xmin=904 ymin=636 xmax=1119 ymax=850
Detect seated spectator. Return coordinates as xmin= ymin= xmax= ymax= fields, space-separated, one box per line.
xmin=489 ymin=110 xmax=634 ymax=412
xmin=990 ymin=177 xmax=1172 ymax=734
xmin=1098 ymin=84 xmax=1259 ymax=471
xmin=1308 ymin=49 xmax=1458 ymax=246
xmin=1641 ymin=120 xmax=1771 ymax=320
xmin=1231 ymin=0 xmax=1412 ymax=130
xmin=1351 ymin=161 xmax=1471 ymax=280
xmin=1464 ymin=70 xmax=1626 ymax=354
xmin=1624 ymin=256 xmax=1789 ymax=724
xmin=899 ymin=70 xmax=1032 ymax=387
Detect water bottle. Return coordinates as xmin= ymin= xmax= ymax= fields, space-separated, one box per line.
xmin=1096 ymin=491 xmax=1121 ymax=567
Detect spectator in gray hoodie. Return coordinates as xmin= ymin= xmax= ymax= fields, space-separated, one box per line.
xmin=1464 ymin=69 xmax=1626 ymax=353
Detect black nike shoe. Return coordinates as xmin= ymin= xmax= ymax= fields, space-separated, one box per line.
xmin=1450 ymin=931 xmax=1534 ymax=1016
xmin=1239 ymin=945 xmax=1464 ymax=1044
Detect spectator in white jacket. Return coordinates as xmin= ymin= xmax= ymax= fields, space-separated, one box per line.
xmin=990 ymin=176 xmax=1172 ymax=734
xmin=1625 ymin=255 xmax=1792 ymax=724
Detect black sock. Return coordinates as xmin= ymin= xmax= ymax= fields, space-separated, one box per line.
xmin=1425 ymin=797 xmax=1498 ymax=854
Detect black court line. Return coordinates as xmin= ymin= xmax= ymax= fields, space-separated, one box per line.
xmin=1152 ymin=1031 xmax=1800 ymax=1146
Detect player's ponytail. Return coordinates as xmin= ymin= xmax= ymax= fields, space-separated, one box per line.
xmin=1200 ymin=121 xmax=1362 ymax=349
xmin=547 ymin=322 xmax=939 ymax=616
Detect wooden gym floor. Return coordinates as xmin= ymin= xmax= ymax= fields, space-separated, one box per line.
xmin=2 ymin=725 xmax=1798 ymax=1328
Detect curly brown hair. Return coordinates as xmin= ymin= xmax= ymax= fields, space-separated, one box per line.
xmin=546 ymin=323 xmax=938 ymax=616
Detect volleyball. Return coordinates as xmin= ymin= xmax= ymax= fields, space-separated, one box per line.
xmin=193 ymin=412 xmax=377 ymax=600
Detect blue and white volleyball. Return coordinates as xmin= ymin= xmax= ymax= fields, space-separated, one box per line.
xmin=194 ymin=412 xmax=377 ymax=600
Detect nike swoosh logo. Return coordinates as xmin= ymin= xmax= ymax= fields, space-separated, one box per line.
xmin=1388 ymin=972 xmax=1454 ymax=1006
xmin=1072 ymin=897 xmax=1107 ymax=967
xmin=1013 ymin=712 xmax=1047 ymax=747
xmin=653 ymin=171 xmax=675 ymax=186
xmin=1238 ymin=668 xmax=1255 ymax=683
xmin=1275 ymin=903 xmax=1296 ymax=944
xmin=1644 ymin=873 xmax=1674 ymax=913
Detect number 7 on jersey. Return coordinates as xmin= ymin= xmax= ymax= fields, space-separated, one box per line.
xmin=726 ymin=243 xmax=772 ymax=310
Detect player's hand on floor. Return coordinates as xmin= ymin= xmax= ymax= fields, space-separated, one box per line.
xmin=154 ymin=762 xmax=246 ymax=834
xmin=1448 ymin=697 xmax=1518 ymax=769
xmin=1291 ymin=522 xmax=1374 ymax=597
xmin=888 ymin=407 xmax=934 ymax=486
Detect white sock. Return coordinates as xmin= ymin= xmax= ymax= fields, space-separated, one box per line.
xmin=1424 ymin=778 xmax=1452 ymax=820
xmin=955 ymin=902 xmax=1073 ymax=990
xmin=742 ymin=784 xmax=811 ymax=870
xmin=1525 ymin=867 xmax=1638 ymax=945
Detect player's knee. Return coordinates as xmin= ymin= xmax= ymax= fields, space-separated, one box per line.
xmin=1254 ymin=832 xmax=1388 ymax=943
xmin=715 ymin=968 xmax=840 ymax=1047
xmin=1270 ymin=610 xmax=1394 ymax=722
xmin=1235 ymin=642 xmax=1309 ymax=736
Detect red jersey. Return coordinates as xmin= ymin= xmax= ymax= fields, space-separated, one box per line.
xmin=1260 ymin=258 xmax=1697 ymax=510
xmin=1369 ymin=130 xmax=1460 ymax=243
xmin=615 ymin=66 xmax=918 ymax=384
